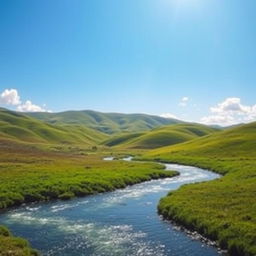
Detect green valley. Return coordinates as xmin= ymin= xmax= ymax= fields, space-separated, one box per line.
xmin=0 ymin=108 xmax=255 ymax=256
xmin=1 ymin=2 xmax=255 ymax=255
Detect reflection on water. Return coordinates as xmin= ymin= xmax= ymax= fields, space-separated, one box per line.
xmin=0 ymin=160 xmax=221 ymax=256
xmin=103 ymin=156 xmax=114 ymax=161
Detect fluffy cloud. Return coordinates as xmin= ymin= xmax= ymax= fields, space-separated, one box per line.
xmin=160 ymin=113 xmax=178 ymax=119
xmin=201 ymin=115 xmax=235 ymax=126
xmin=179 ymin=96 xmax=189 ymax=107
xmin=17 ymin=100 xmax=49 ymax=112
xmin=0 ymin=88 xmax=50 ymax=112
xmin=201 ymin=98 xmax=256 ymax=126
xmin=210 ymin=97 xmax=251 ymax=114
xmin=0 ymin=89 xmax=21 ymax=105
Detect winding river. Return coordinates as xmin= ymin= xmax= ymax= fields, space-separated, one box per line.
xmin=0 ymin=158 xmax=222 ymax=256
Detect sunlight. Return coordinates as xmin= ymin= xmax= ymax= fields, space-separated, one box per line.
xmin=170 ymin=0 xmax=202 ymax=10
xmin=157 ymin=0 xmax=204 ymax=19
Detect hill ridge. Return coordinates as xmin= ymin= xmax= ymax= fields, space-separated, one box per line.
xmin=0 ymin=108 xmax=108 ymax=145
xmin=26 ymin=109 xmax=184 ymax=134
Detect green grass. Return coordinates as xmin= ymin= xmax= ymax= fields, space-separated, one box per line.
xmin=0 ymin=108 xmax=108 ymax=145
xmin=27 ymin=109 xmax=183 ymax=134
xmin=0 ymin=138 xmax=178 ymax=210
xmin=0 ymin=138 xmax=178 ymax=255
xmin=103 ymin=132 xmax=145 ymax=147
xmin=143 ymin=122 xmax=256 ymax=256
xmin=0 ymin=226 xmax=39 ymax=256
xmin=104 ymin=123 xmax=218 ymax=149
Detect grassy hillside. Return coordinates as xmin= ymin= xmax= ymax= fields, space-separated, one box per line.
xmin=143 ymin=122 xmax=256 ymax=256
xmin=104 ymin=123 xmax=218 ymax=149
xmin=27 ymin=110 xmax=183 ymax=134
xmin=103 ymin=132 xmax=144 ymax=147
xmin=0 ymin=108 xmax=108 ymax=145
xmin=146 ymin=122 xmax=256 ymax=160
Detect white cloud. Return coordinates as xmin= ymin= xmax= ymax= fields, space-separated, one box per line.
xmin=201 ymin=97 xmax=256 ymax=126
xmin=17 ymin=100 xmax=50 ymax=112
xmin=210 ymin=97 xmax=250 ymax=114
xmin=179 ymin=96 xmax=189 ymax=107
xmin=0 ymin=88 xmax=51 ymax=112
xmin=160 ymin=113 xmax=178 ymax=119
xmin=201 ymin=115 xmax=234 ymax=126
xmin=0 ymin=89 xmax=21 ymax=105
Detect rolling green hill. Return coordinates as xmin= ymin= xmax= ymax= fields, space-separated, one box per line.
xmin=143 ymin=122 xmax=256 ymax=256
xmin=146 ymin=122 xmax=256 ymax=158
xmin=27 ymin=110 xmax=183 ymax=134
xmin=0 ymin=108 xmax=108 ymax=145
xmin=103 ymin=123 xmax=218 ymax=149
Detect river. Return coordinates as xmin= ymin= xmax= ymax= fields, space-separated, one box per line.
xmin=0 ymin=158 xmax=222 ymax=256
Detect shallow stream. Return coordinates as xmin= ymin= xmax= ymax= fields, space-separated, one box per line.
xmin=0 ymin=158 xmax=222 ymax=256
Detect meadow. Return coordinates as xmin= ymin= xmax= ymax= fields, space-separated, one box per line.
xmin=143 ymin=122 xmax=256 ymax=256
xmin=0 ymin=139 xmax=178 ymax=209
xmin=0 ymin=137 xmax=178 ymax=255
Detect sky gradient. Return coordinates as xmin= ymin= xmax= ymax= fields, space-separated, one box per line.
xmin=0 ymin=0 xmax=256 ymax=125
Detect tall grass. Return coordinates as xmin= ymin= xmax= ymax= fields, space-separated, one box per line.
xmin=0 ymin=225 xmax=39 ymax=255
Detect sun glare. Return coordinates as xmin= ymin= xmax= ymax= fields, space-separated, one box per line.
xmin=163 ymin=0 xmax=202 ymax=9
xmin=158 ymin=0 xmax=204 ymax=18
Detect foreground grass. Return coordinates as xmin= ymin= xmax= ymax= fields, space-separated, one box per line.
xmin=0 ymin=226 xmax=38 ymax=256
xmin=0 ymin=139 xmax=178 ymax=209
xmin=143 ymin=122 xmax=256 ymax=256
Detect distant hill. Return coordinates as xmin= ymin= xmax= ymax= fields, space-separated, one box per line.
xmin=27 ymin=110 xmax=183 ymax=134
xmin=0 ymin=108 xmax=108 ymax=145
xmin=146 ymin=121 xmax=256 ymax=158
xmin=103 ymin=123 xmax=218 ymax=149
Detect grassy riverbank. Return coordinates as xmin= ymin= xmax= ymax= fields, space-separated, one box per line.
xmin=143 ymin=122 xmax=256 ymax=256
xmin=0 ymin=226 xmax=38 ymax=256
xmin=0 ymin=139 xmax=178 ymax=210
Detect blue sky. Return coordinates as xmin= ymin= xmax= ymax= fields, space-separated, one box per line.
xmin=0 ymin=0 xmax=256 ymax=125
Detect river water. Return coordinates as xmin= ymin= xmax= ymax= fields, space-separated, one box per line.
xmin=0 ymin=158 xmax=222 ymax=256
